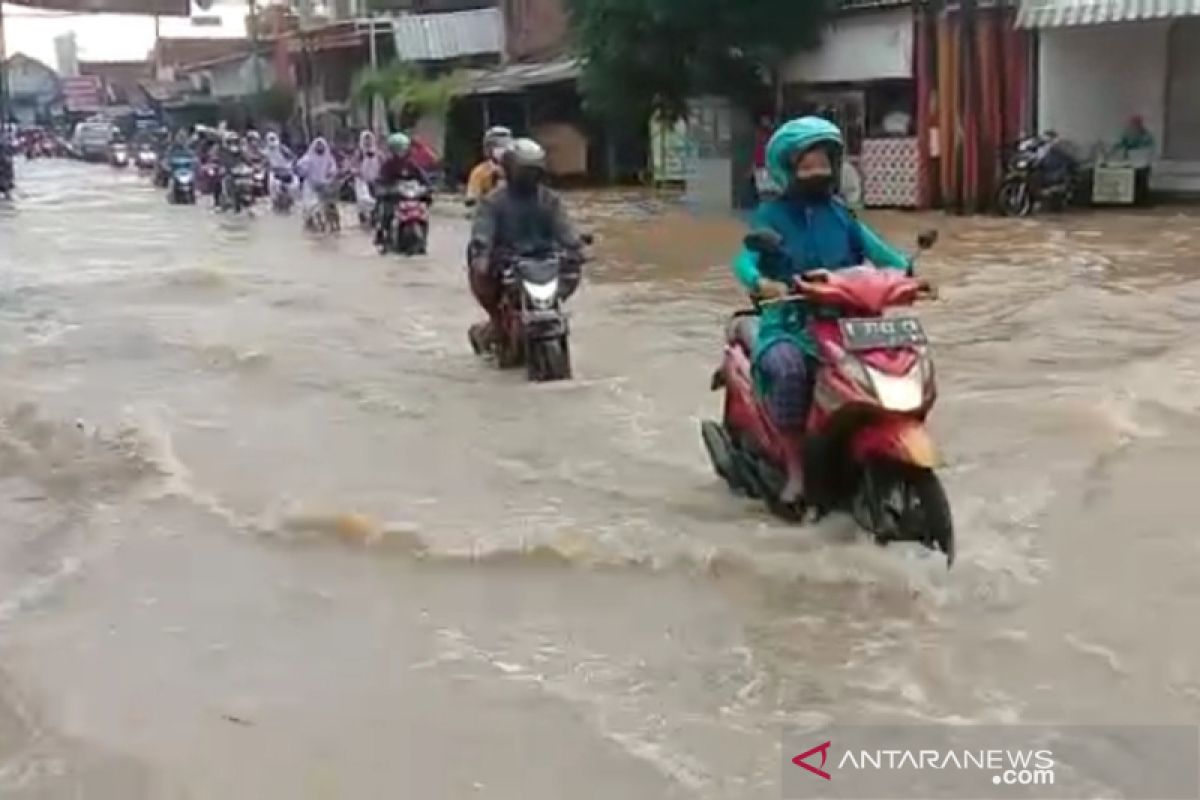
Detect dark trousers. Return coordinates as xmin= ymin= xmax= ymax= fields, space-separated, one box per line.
xmin=1135 ymin=167 xmax=1152 ymax=206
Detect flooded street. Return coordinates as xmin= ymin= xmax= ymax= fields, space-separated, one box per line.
xmin=2 ymin=159 xmax=1200 ymax=798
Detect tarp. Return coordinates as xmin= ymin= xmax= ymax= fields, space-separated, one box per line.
xmin=8 ymin=0 xmax=189 ymax=16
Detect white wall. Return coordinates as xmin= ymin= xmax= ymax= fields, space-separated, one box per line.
xmin=783 ymin=9 xmax=913 ymax=84
xmin=1038 ymin=21 xmax=1168 ymax=154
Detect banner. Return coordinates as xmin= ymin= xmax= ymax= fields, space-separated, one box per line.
xmin=8 ymin=0 xmax=190 ymax=16
xmin=61 ymin=76 xmax=102 ymax=112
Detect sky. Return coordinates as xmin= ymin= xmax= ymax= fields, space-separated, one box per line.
xmin=2 ymin=1 xmax=247 ymax=66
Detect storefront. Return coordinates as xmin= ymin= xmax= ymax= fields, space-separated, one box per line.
xmin=1019 ymin=0 xmax=1200 ymax=195
xmin=781 ymin=5 xmax=921 ymax=207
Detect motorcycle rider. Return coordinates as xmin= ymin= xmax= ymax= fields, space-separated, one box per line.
xmin=264 ymin=131 xmax=297 ymax=207
xmin=731 ymin=116 xmax=918 ymax=505
xmin=374 ymin=132 xmax=432 ymax=247
xmin=0 ymin=141 xmax=14 ymax=198
xmin=465 ymin=126 xmax=512 ymax=206
xmin=353 ymin=131 xmax=384 ymax=224
xmin=213 ymin=131 xmax=247 ymax=209
xmin=295 ymin=137 xmax=339 ymax=230
xmin=467 ymin=138 xmax=584 ymax=352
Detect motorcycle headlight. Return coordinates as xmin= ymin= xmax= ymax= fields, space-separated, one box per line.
xmin=866 ymin=364 xmax=924 ymax=412
xmin=524 ymin=279 xmax=559 ymax=307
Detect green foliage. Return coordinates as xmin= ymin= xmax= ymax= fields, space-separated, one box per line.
xmin=351 ymin=62 xmax=464 ymax=124
xmin=566 ymin=0 xmax=831 ymax=125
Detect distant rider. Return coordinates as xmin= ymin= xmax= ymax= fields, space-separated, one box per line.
xmin=353 ymin=131 xmax=384 ymax=224
xmin=373 ymin=132 xmax=431 ymax=247
xmin=730 ymin=116 xmax=919 ymax=506
xmin=465 ymin=126 xmax=512 ymax=207
xmin=264 ymin=132 xmax=297 ymax=206
xmin=213 ymin=131 xmax=247 ymax=209
xmin=467 ymin=138 xmax=584 ymax=353
xmin=295 ymin=137 xmax=339 ymax=229
xmin=0 ymin=141 xmax=14 ymax=198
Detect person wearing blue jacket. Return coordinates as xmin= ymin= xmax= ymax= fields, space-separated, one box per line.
xmin=731 ymin=116 xmax=914 ymax=505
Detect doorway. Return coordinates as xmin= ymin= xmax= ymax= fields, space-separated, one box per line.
xmin=1165 ymin=19 xmax=1200 ymax=159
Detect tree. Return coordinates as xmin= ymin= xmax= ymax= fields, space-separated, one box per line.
xmin=252 ymin=86 xmax=297 ymax=128
xmin=566 ymin=0 xmax=831 ymax=125
xmin=351 ymin=63 xmax=463 ymax=129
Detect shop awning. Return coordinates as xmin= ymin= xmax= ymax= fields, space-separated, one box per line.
xmin=457 ymin=59 xmax=581 ymax=96
xmin=1016 ymin=0 xmax=1200 ymax=27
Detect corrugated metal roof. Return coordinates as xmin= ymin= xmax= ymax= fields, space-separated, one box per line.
xmin=391 ymin=8 xmax=502 ymax=61
xmin=1016 ymin=0 xmax=1200 ymax=26
xmin=457 ymin=58 xmax=580 ymax=95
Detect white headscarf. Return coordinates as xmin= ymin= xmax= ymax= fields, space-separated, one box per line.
xmin=297 ymin=137 xmax=336 ymax=186
xmin=357 ymin=131 xmax=381 ymax=184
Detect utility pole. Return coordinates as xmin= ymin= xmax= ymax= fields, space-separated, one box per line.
xmin=248 ymin=0 xmax=264 ymax=104
xmin=0 ymin=2 xmax=9 ymax=135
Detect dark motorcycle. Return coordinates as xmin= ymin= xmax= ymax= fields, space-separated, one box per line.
xmin=221 ymin=163 xmax=256 ymax=213
xmin=997 ymin=132 xmax=1080 ymax=216
xmin=271 ymin=168 xmax=296 ymax=213
xmin=197 ymin=160 xmax=220 ymax=196
xmin=250 ymin=161 xmax=269 ymax=198
xmin=167 ymin=155 xmax=197 ymax=205
xmin=470 ymin=237 xmax=593 ymax=382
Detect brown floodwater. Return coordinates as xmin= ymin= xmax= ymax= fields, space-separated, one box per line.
xmin=2 ymin=161 xmax=1200 ymax=797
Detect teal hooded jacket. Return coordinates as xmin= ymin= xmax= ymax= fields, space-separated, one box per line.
xmin=732 ymin=118 xmax=910 ymax=380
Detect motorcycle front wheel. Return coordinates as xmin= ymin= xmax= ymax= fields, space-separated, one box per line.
xmin=997 ymin=179 xmax=1033 ymax=217
xmin=852 ymin=461 xmax=955 ymax=567
xmin=527 ymin=336 xmax=572 ymax=382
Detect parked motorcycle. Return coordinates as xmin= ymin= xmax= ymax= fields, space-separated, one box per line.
xmin=167 ymin=154 xmax=197 ymax=205
xmin=699 ymin=229 xmax=953 ymax=565
xmin=469 ymin=235 xmax=593 ymax=382
xmin=996 ymin=132 xmax=1081 ymax=217
xmin=379 ymin=180 xmax=432 ymax=256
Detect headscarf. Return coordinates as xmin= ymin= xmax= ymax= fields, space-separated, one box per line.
xmin=264 ymin=131 xmax=291 ymax=169
xmin=297 ymin=137 xmax=337 ymax=185
xmin=358 ymin=131 xmax=382 ymax=184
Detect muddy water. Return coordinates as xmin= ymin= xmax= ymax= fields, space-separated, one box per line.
xmin=2 ymin=161 xmax=1200 ymax=798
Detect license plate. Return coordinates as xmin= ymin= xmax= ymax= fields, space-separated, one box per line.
xmin=838 ymin=316 xmax=927 ymax=351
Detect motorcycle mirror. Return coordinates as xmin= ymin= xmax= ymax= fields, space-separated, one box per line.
xmin=744 ymin=229 xmax=784 ymax=253
xmin=916 ymin=229 xmax=939 ymax=250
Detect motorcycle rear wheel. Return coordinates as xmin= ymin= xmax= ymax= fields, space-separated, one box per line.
xmin=997 ymin=180 xmax=1033 ymax=217
xmin=853 ymin=461 xmax=955 ymax=567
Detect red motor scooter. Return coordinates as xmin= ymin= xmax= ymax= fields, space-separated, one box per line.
xmin=701 ymin=229 xmax=954 ymax=565
xmin=390 ymin=179 xmax=431 ymax=256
